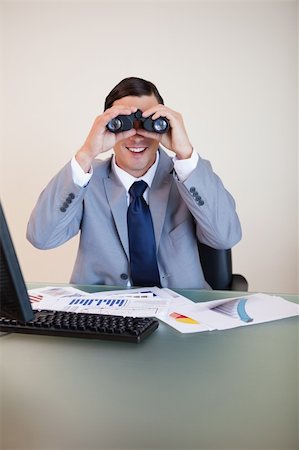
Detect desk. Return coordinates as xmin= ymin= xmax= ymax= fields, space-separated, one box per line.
xmin=1 ymin=286 xmax=298 ymax=450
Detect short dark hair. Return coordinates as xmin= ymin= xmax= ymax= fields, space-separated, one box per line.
xmin=104 ymin=77 xmax=164 ymax=110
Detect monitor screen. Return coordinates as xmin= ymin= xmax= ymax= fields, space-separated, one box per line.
xmin=0 ymin=202 xmax=34 ymax=322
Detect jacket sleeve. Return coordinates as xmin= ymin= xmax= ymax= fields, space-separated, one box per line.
xmin=26 ymin=161 xmax=86 ymax=249
xmin=174 ymin=155 xmax=242 ymax=249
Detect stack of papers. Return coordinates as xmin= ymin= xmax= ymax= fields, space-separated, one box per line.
xmin=29 ymin=286 xmax=171 ymax=318
xmin=158 ymin=291 xmax=299 ymax=333
xmin=28 ymin=286 xmax=299 ymax=334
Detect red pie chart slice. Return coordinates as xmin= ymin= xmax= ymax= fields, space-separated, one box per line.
xmin=169 ymin=312 xmax=200 ymax=324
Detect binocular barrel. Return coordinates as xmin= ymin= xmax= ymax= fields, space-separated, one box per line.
xmin=107 ymin=109 xmax=169 ymax=134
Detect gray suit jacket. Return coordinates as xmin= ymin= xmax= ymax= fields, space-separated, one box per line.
xmin=27 ymin=149 xmax=241 ymax=288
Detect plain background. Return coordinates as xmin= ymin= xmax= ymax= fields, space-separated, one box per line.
xmin=0 ymin=0 xmax=298 ymax=294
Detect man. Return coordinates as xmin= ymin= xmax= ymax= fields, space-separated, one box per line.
xmin=27 ymin=77 xmax=241 ymax=289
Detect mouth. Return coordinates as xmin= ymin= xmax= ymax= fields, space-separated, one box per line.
xmin=126 ymin=147 xmax=147 ymax=153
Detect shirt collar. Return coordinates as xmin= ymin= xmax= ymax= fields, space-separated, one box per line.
xmin=112 ymin=151 xmax=160 ymax=192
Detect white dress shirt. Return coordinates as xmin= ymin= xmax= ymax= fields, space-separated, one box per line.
xmin=71 ymin=149 xmax=199 ymax=197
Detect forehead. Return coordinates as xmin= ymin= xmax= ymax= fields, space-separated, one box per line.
xmin=112 ymin=94 xmax=159 ymax=110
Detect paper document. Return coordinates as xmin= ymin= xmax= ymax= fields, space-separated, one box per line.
xmin=28 ymin=287 xmax=299 ymax=334
xmin=28 ymin=286 xmax=171 ymax=317
xmin=159 ymin=292 xmax=299 ymax=333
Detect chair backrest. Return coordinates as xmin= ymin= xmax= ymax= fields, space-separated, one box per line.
xmin=198 ymin=242 xmax=248 ymax=291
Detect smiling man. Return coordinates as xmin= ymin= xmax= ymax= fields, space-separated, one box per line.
xmin=27 ymin=77 xmax=242 ymax=289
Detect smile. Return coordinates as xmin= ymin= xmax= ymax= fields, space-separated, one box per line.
xmin=126 ymin=147 xmax=147 ymax=153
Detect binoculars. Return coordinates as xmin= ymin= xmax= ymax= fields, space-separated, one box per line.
xmin=106 ymin=109 xmax=169 ymax=134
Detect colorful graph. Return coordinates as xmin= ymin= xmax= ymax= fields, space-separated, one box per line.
xmin=170 ymin=312 xmax=200 ymax=325
xmin=212 ymin=298 xmax=253 ymax=323
xmin=68 ymin=298 xmax=127 ymax=307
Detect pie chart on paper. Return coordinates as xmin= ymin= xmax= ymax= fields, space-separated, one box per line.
xmin=169 ymin=312 xmax=200 ymax=325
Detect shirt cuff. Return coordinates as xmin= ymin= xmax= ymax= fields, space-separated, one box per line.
xmin=173 ymin=149 xmax=199 ymax=182
xmin=71 ymin=156 xmax=93 ymax=187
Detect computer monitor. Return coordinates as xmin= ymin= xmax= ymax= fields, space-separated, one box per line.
xmin=0 ymin=201 xmax=34 ymax=322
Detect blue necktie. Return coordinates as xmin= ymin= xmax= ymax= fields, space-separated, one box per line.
xmin=127 ymin=181 xmax=161 ymax=287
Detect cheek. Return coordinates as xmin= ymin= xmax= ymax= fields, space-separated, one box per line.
xmin=149 ymin=141 xmax=160 ymax=154
xmin=113 ymin=142 xmax=126 ymax=155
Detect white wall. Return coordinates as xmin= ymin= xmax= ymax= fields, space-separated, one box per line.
xmin=1 ymin=0 xmax=298 ymax=294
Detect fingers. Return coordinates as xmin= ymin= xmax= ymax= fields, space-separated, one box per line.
xmin=141 ymin=106 xmax=185 ymax=137
xmin=87 ymin=106 xmax=137 ymax=140
xmin=102 ymin=105 xmax=138 ymax=126
xmin=142 ymin=105 xmax=178 ymax=121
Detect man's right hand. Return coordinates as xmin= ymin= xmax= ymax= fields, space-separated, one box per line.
xmin=75 ymin=105 xmax=138 ymax=173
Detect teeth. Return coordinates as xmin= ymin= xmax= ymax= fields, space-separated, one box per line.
xmin=127 ymin=147 xmax=146 ymax=153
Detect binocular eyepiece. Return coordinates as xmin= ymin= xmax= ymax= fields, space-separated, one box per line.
xmin=107 ymin=109 xmax=169 ymax=134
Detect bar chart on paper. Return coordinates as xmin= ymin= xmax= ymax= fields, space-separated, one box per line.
xmin=69 ymin=298 xmax=127 ymax=308
xmin=29 ymin=286 xmax=171 ymax=317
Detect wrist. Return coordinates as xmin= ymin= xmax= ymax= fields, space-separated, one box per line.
xmin=175 ymin=144 xmax=193 ymax=160
xmin=75 ymin=146 xmax=94 ymax=173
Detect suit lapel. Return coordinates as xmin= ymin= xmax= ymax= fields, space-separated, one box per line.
xmin=149 ymin=150 xmax=174 ymax=250
xmin=103 ymin=166 xmax=129 ymax=259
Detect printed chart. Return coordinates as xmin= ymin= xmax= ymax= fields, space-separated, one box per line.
xmin=169 ymin=312 xmax=200 ymax=325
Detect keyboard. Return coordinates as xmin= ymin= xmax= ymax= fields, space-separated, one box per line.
xmin=0 ymin=309 xmax=159 ymax=343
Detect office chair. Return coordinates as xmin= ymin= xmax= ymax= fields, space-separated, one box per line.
xmin=198 ymin=242 xmax=248 ymax=291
